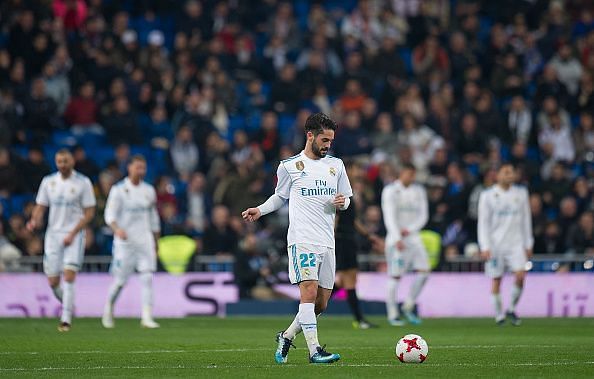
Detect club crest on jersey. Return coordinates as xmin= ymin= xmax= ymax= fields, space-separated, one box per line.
xmin=296 ymin=161 xmax=304 ymax=171
xmin=329 ymin=167 xmax=336 ymax=176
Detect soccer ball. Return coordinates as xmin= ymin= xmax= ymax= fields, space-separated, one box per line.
xmin=395 ymin=334 xmax=428 ymax=363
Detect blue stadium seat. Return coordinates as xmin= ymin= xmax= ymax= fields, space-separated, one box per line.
xmin=398 ymin=47 xmax=413 ymax=75
xmin=52 ymin=130 xmax=78 ymax=147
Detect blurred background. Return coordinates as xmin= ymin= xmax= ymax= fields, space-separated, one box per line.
xmin=0 ymin=0 xmax=592 ymax=316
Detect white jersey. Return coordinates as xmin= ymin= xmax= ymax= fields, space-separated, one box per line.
xmin=35 ymin=171 xmax=96 ymax=233
xmin=104 ymin=178 xmax=161 ymax=245
xmin=275 ymin=151 xmax=353 ymax=248
xmin=381 ymin=180 xmax=428 ymax=248
xmin=477 ymin=185 xmax=533 ymax=253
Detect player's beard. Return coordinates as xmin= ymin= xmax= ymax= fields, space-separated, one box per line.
xmin=312 ymin=139 xmax=328 ymax=158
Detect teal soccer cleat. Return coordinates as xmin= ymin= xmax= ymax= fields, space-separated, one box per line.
xmin=402 ymin=307 xmax=422 ymax=325
xmin=309 ymin=345 xmax=341 ymax=364
xmin=274 ymin=331 xmax=295 ymax=364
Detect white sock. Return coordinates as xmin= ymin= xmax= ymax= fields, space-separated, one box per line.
xmin=140 ymin=272 xmax=153 ymax=321
xmin=386 ymin=277 xmax=400 ymax=320
xmin=52 ymin=286 xmax=63 ymax=303
xmin=61 ymin=281 xmax=74 ymax=324
xmin=283 ymin=314 xmax=301 ymax=340
xmin=105 ymin=278 xmax=126 ymax=312
xmin=298 ymin=303 xmax=319 ymax=357
xmin=492 ymin=293 xmax=503 ymax=318
xmin=404 ymin=272 xmax=429 ymax=310
xmin=509 ymin=284 xmax=523 ymax=312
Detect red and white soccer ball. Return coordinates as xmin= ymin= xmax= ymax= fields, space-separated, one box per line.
xmin=395 ymin=334 xmax=429 ymax=363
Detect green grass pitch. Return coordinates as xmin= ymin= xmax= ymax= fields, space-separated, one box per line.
xmin=1 ymin=317 xmax=593 ymax=378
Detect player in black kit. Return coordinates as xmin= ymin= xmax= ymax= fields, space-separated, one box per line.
xmin=335 ymin=161 xmax=378 ymax=329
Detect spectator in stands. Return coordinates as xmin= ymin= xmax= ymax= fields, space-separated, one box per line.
xmin=202 ymin=204 xmax=238 ymax=257
xmin=341 ymin=0 xmax=383 ymax=52
xmin=535 ymin=65 xmax=569 ymax=107
xmin=0 ymin=88 xmax=25 ymax=146
xmin=0 ymin=148 xmax=24 ymax=196
xmin=573 ymin=112 xmax=594 ymax=162
xmin=412 ymin=35 xmax=449 ymax=83
xmin=534 ymin=221 xmax=564 ymax=255
xmin=540 ymin=162 xmax=572 ymax=209
xmin=185 ymin=172 xmax=210 ymax=236
xmin=572 ymin=177 xmax=592 ymax=214
xmin=155 ymin=175 xmax=178 ymax=218
xmin=270 ymin=64 xmax=300 ymax=114
xmin=530 ymin=193 xmax=548 ymax=244
xmin=505 ymin=96 xmax=533 ymax=145
xmin=41 ymin=61 xmax=69 ymax=114
xmin=565 ymin=211 xmax=594 ymax=255
xmin=170 ymin=125 xmax=199 ymax=181
xmin=0 ymin=222 xmax=22 ymax=272
xmin=255 ymin=111 xmax=281 ymax=163
xmin=72 ymin=145 xmax=99 ymax=180
xmin=333 ymin=111 xmax=371 ymax=158
xmin=574 ymin=71 xmax=594 ymax=113
xmin=491 ymin=52 xmax=524 ymax=97
xmin=538 ymin=110 xmax=576 ymax=165
xmin=548 ymin=42 xmax=583 ymax=96
xmin=234 ymin=232 xmax=275 ymax=299
xmin=455 ymin=113 xmax=487 ymax=166
xmin=24 ymin=78 xmax=59 ymax=144
xmin=558 ymin=196 xmax=579 ymax=245
xmin=22 ymin=146 xmax=50 ymax=193
xmin=103 ymin=95 xmax=142 ymax=146
xmin=64 ymin=81 xmax=102 ymax=136
xmin=296 ymin=34 xmax=342 ymax=81
xmin=370 ymin=112 xmax=398 ymax=159
xmin=398 ymin=113 xmax=444 ymax=182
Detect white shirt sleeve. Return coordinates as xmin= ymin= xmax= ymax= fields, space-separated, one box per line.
xmin=522 ymin=188 xmax=534 ymax=250
xmin=35 ymin=178 xmax=49 ymax=206
xmin=337 ymin=160 xmax=353 ymax=197
xmin=81 ymin=177 xmax=97 ymax=208
xmin=381 ymin=185 xmax=402 ymax=244
xmin=149 ymin=187 xmax=161 ymax=233
xmin=274 ymin=162 xmax=292 ymax=200
xmin=104 ymin=186 xmax=120 ymax=226
xmin=407 ymin=186 xmax=428 ymax=233
xmin=477 ymin=191 xmax=490 ymax=252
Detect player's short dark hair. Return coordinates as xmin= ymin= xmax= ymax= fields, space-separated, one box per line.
xmin=498 ymin=162 xmax=515 ymax=171
xmin=55 ymin=148 xmax=72 ymax=157
xmin=129 ymin=154 xmax=146 ymax=164
xmin=304 ymin=112 xmax=337 ymax=136
xmin=400 ymin=162 xmax=416 ymax=172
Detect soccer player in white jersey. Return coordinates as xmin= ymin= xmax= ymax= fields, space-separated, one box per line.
xmin=26 ymin=149 xmax=96 ymax=332
xmin=381 ymin=163 xmax=429 ymax=326
xmin=478 ymin=163 xmax=533 ymax=326
xmin=242 ymin=113 xmax=352 ymax=364
xmin=102 ymin=155 xmax=161 ymax=329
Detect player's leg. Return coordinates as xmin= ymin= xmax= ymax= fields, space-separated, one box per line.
xmin=341 ymin=268 xmax=374 ymax=329
xmin=402 ymin=240 xmax=430 ymax=325
xmin=485 ymin=253 xmax=505 ymax=324
xmin=102 ymin=243 xmax=134 ymax=328
xmin=59 ymin=231 xmax=84 ymax=331
xmin=506 ymin=252 xmax=527 ymax=326
xmin=43 ymin=234 xmax=63 ymax=302
xmin=386 ymin=245 xmax=405 ymax=325
xmin=308 ymin=248 xmax=339 ymax=363
xmin=138 ymin=243 xmax=159 ymax=328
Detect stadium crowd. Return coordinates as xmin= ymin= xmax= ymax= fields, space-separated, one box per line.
xmin=0 ymin=0 xmax=592 ymax=279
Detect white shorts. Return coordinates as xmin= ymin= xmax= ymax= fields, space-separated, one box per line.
xmin=485 ymin=249 xmax=527 ymax=278
xmin=110 ymin=239 xmax=157 ymax=281
xmin=385 ymin=235 xmax=429 ymax=277
xmin=288 ymin=243 xmax=335 ymax=289
xmin=43 ymin=231 xmax=85 ymax=276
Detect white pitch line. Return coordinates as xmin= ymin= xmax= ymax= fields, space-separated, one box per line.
xmin=0 ymin=345 xmax=564 ymax=355
xmin=1 ymin=362 xmax=594 ymax=371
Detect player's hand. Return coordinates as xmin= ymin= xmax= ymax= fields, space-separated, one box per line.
xmin=115 ymin=228 xmax=128 ymax=240
xmin=63 ymin=232 xmax=75 ymax=246
xmin=242 ymin=208 xmax=261 ymax=222
xmin=480 ymin=250 xmax=491 ymax=261
xmin=369 ymin=235 xmax=385 ymax=252
xmin=525 ymin=248 xmax=533 ymax=259
xmin=333 ymin=194 xmax=346 ymax=209
xmin=26 ymin=220 xmax=37 ymax=232
xmin=396 ymin=240 xmax=405 ymax=251
xmin=401 ymin=229 xmax=410 ymax=237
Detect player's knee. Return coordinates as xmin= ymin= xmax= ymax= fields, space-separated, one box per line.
xmin=315 ymin=301 xmax=328 ymax=315
xmin=48 ymin=276 xmax=60 ymax=288
xmin=63 ymin=270 xmax=76 ymax=283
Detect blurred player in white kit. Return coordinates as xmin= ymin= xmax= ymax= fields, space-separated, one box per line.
xmin=27 ymin=149 xmax=96 ymax=332
xmin=381 ymin=163 xmax=430 ymax=326
xmin=102 ymin=155 xmax=161 ymax=329
xmin=242 ymin=112 xmax=352 ymax=364
xmin=478 ymin=163 xmax=533 ymax=326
